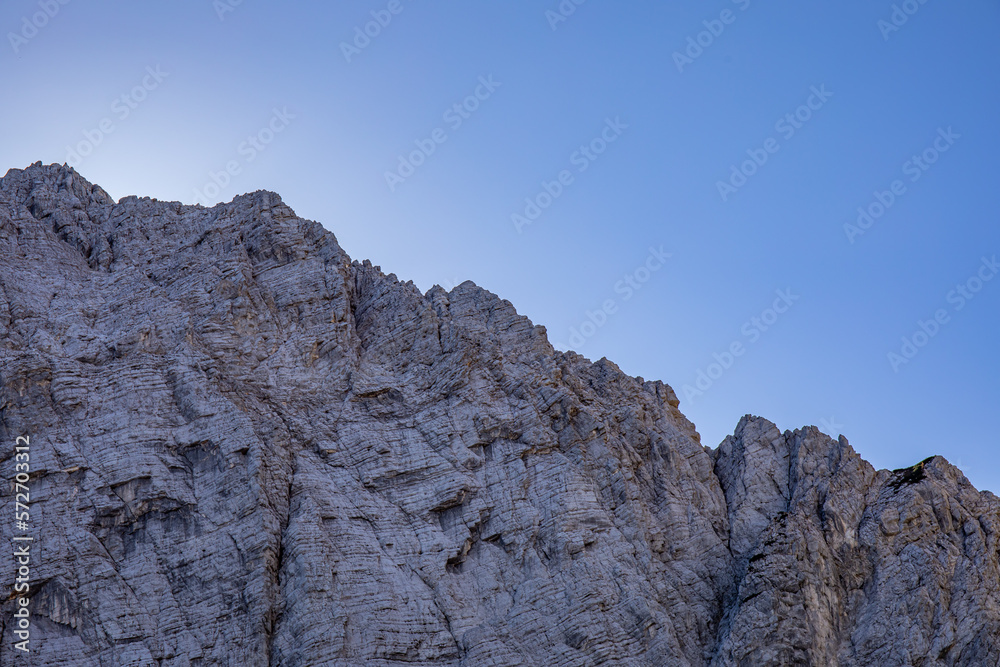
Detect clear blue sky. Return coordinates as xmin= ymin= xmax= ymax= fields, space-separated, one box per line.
xmin=3 ymin=1 xmax=998 ymax=492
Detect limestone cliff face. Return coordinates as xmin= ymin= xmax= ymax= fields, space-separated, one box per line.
xmin=0 ymin=163 xmax=997 ymax=666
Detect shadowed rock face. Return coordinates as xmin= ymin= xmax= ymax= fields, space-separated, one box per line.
xmin=0 ymin=162 xmax=997 ymax=666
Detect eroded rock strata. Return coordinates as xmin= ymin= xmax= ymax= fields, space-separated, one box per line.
xmin=1 ymin=163 xmax=997 ymax=666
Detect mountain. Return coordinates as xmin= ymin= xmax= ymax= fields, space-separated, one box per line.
xmin=1 ymin=162 xmax=997 ymax=666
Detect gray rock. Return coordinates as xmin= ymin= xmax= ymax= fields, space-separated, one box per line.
xmin=0 ymin=163 xmax=996 ymax=666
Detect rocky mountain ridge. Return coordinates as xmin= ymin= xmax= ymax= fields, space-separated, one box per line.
xmin=1 ymin=162 xmax=997 ymax=666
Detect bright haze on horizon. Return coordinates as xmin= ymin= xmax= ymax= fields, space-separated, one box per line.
xmin=2 ymin=1 xmax=999 ymax=491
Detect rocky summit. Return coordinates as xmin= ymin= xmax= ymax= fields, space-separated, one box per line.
xmin=1 ymin=162 xmax=998 ymax=666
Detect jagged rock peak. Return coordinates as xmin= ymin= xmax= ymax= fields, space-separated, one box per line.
xmin=0 ymin=163 xmax=996 ymax=666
